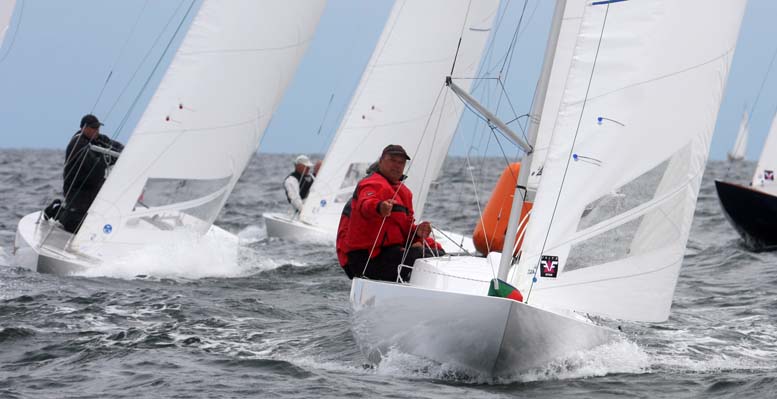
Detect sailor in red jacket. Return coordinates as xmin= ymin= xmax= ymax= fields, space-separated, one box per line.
xmin=342 ymin=144 xmax=443 ymax=282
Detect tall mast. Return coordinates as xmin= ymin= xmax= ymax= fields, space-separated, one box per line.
xmin=497 ymin=0 xmax=567 ymax=282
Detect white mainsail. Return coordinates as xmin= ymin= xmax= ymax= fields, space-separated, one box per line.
xmin=73 ymin=0 xmax=326 ymax=248
xmin=728 ymin=110 xmax=749 ymax=161
xmin=299 ymin=0 xmax=499 ymax=230
xmin=511 ymin=0 xmax=746 ymax=322
xmin=0 ymin=0 xmax=15 ymax=46
xmin=525 ymin=0 xmax=586 ymax=195
xmin=751 ymin=112 xmax=777 ymax=194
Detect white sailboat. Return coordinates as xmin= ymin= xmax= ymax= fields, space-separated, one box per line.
xmin=14 ymin=0 xmax=327 ymax=274
xmin=351 ymin=0 xmax=746 ymax=376
xmin=727 ymin=110 xmax=749 ymax=161
xmin=0 ymin=0 xmax=15 ymax=46
xmin=263 ymin=0 xmax=500 ymax=254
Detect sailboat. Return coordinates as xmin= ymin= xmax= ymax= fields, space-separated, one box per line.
xmin=13 ymin=0 xmax=327 ymax=274
xmin=262 ymin=0 xmax=500 ymax=254
xmin=0 ymin=0 xmax=15 ymax=46
xmin=727 ymin=110 xmax=749 ymax=161
xmin=350 ymin=0 xmax=746 ymax=376
xmin=716 ymin=112 xmax=777 ymax=250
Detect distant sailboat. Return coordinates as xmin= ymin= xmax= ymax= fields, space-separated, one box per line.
xmin=716 ymin=112 xmax=777 ymax=250
xmin=727 ymin=110 xmax=749 ymax=161
xmin=0 ymin=0 xmax=15 ymax=46
xmin=263 ymin=0 xmax=498 ymax=254
xmin=14 ymin=0 xmax=327 ymax=274
xmin=350 ymin=0 xmax=746 ymax=375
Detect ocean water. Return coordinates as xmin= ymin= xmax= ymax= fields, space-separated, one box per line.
xmin=1 ymin=149 xmax=776 ymax=398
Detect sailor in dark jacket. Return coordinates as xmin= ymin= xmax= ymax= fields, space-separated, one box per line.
xmin=60 ymin=114 xmax=124 ymax=233
xmin=283 ymin=154 xmax=315 ymax=213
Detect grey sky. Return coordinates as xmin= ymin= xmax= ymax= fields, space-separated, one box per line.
xmin=0 ymin=0 xmax=775 ymax=161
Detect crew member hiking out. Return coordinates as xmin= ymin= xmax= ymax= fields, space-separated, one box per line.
xmin=60 ymin=114 xmax=124 ymax=233
xmin=340 ymin=144 xmax=443 ymax=282
xmin=284 ymin=154 xmax=315 ymax=214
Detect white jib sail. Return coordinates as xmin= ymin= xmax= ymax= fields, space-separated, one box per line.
xmin=511 ymin=0 xmax=746 ymax=322
xmin=299 ymin=0 xmax=499 ymax=230
xmin=728 ymin=110 xmax=749 ymax=161
xmin=751 ymin=112 xmax=777 ymax=194
xmin=0 ymin=0 xmax=15 ymax=46
xmin=74 ymin=0 xmax=326 ymax=248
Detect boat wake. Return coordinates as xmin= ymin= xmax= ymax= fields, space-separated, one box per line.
xmin=366 ymin=339 xmax=650 ymax=384
xmin=75 ymin=237 xmax=250 ymax=280
xmin=237 ymin=224 xmax=266 ymax=244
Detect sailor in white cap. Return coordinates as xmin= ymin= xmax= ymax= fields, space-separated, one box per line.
xmin=283 ymin=154 xmax=315 ymax=213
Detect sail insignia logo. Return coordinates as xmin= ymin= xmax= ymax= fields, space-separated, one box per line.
xmin=540 ymin=255 xmax=558 ymax=278
xmin=765 ymin=170 xmax=774 ymax=181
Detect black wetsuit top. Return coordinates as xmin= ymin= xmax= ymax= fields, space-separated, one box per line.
xmin=63 ymin=131 xmax=124 ymax=212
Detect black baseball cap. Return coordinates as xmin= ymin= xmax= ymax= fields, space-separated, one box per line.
xmin=381 ymin=144 xmax=410 ymax=160
xmin=80 ymin=114 xmax=104 ymax=129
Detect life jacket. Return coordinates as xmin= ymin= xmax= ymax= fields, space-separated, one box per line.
xmin=285 ymin=170 xmax=314 ymax=203
xmin=344 ymin=172 xmax=417 ymax=258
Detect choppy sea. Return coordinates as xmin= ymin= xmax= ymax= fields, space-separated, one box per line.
xmin=1 ymin=149 xmax=776 ymax=398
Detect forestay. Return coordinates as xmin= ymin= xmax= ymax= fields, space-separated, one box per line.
xmin=0 ymin=0 xmax=15 ymax=46
xmin=511 ymin=0 xmax=746 ymax=322
xmin=299 ymin=0 xmax=498 ymax=230
xmin=74 ymin=0 xmax=326 ymax=247
xmin=751 ymin=112 xmax=777 ymax=194
xmin=728 ymin=110 xmax=749 ymax=161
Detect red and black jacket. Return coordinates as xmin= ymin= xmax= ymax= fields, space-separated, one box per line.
xmin=344 ymin=172 xmax=418 ymax=258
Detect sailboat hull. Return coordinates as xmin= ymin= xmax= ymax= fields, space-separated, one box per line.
xmin=263 ymin=212 xmax=477 ymax=254
xmin=350 ymin=277 xmax=617 ymax=376
xmin=263 ymin=212 xmax=333 ymax=243
xmin=14 ymin=211 xmax=238 ymax=275
xmin=715 ymin=180 xmax=777 ymax=250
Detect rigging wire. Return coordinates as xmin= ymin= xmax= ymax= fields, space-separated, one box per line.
xmin=499 ymin=0 xmax=530 ymax=80
xmin=524 ymin=3 xmax=612 ymax=303
xmin=90 ymin=0 xmax=151 ymax=113
xmin=747 ymin=43 xmax=777 ymax=124
xmin=104 ymin=0 xmax=194 ymax=134
xmin=315 ymin=93 xmax=336 ymax=137
xmin=111 ymin=0 xmax=197 ymax=140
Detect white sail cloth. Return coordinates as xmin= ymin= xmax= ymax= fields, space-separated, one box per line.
xmin=511 ymin=0 xmax=746 ymax=322
xmin=728 ymin=110 xmax=749 ymax=161
xmin=299 ymin=0 xmax=499 ymax=230
xmin=751 ymin=112 xmax=777 ymax=194
xmin=74 ymin=0 xmax=326 ymax=248
xmin=525 ymin=0 xmax=586 ymax=195
xmin=0 ymin=0 xmax=15 ymax=46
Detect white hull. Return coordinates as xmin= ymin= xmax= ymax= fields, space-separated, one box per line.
xmin=263 ymin=211 xmax=477 ymax=255
xmin=349 ymin=256 xmax=617 ymax=376
xmin=13 ymin=211 xmax=237 ymax=275
xmin=263 ymin=212 xmax=334 ymax=243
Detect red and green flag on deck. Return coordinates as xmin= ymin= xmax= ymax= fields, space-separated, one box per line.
xmin=487 ymin=278 xmax=523 ymax=302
